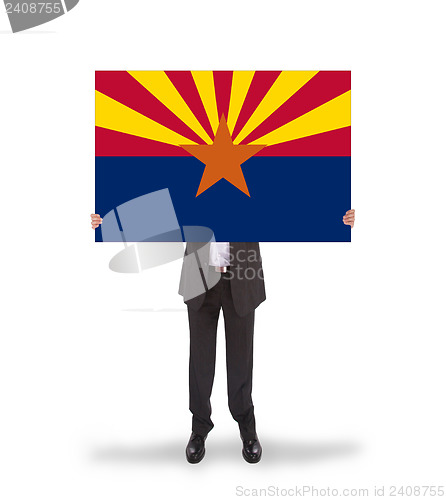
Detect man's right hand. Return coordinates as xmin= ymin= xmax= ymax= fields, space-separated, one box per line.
xmin=91 ymin=214 xmax=102 ymax=229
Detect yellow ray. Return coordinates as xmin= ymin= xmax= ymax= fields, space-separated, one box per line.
xmin=227 ymin=71 xmax=255 ymax=135
xmin=128 ymin=71 xmax=213 ymax=145
xmin=249 ymin=90 xmax=351 ymax=146
xmin=233 ymin=71 xmax=318 ymax=144
xmin=191 ymin=71 xmax=219 ymax=135
xmin=95 ymin=91 xmax=197 ymax=146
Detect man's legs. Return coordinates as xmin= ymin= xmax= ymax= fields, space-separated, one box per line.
xmin=187 ymin=280 xmax=222 ymax=437
xmin=220 ymin=276 xmax=257 ymax=441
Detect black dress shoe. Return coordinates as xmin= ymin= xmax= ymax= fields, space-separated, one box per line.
xmin=186 ymin=432 xmax=207 ymax=463
xmin=242 ymin=435 xmax=262 ymax=463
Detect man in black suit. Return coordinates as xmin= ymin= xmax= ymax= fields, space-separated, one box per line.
xmin=179 ymin=241 xmax=266 ymax=463
xmin=90 ymin=209 xmax=355 ymax=464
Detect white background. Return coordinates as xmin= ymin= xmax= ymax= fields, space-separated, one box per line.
xmin=1 ymin=1 xmax=445 ymax=499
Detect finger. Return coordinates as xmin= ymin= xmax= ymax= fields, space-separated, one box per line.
xmin=343 ymin=216 xmax=355 ymax=221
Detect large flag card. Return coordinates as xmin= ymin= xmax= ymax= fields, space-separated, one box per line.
xmin=95 ymin=71 xmax=351 ymax=242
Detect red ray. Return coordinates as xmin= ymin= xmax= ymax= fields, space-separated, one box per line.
xmin=165 ymin=71 xmax=215 ymax=141
xmin=241 ymin=71 xmax=351 ymax=144
xmin=231 ymin=71 xmax=281 ymax=140
xmin=95 ymin=127 xmax=190 ymax=156
xmin=213 ymin=71 xmax=233 ymax=121
xmin=95 ymin=71 xmax=205 ymax=145
xmin=255 ymin=126 xmax=351 ymax=157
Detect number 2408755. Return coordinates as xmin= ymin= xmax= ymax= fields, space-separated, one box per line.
xmin=5 ymin=3 xmax=62 ymax=14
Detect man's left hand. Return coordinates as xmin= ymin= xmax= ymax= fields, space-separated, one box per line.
xmin=343 ymin=209 xmax=355 ymax=228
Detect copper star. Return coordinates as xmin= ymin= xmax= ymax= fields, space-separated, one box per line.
xmin=181 ymin=115 xmax=265 ymax=197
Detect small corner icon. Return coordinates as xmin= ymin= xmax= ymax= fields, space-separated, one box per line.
xmin=4 ymin=0 xmax=79 ymax=33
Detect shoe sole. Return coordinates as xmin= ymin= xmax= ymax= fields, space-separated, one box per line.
xmin=186 ymin=448 xmax=205 ymax=464
xmin=242 ymin=448 xmax=262 ymax=463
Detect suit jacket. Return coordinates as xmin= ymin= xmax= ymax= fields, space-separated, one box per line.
xmin=178 ymin=242 xmax=266 ymax=317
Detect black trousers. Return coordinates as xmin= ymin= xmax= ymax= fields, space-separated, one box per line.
xmin=187 ymin=272 xmax=256 ymax=440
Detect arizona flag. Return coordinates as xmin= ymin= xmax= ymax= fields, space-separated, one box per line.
xmin=95 ymin=70 xmax=351 ymax=242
